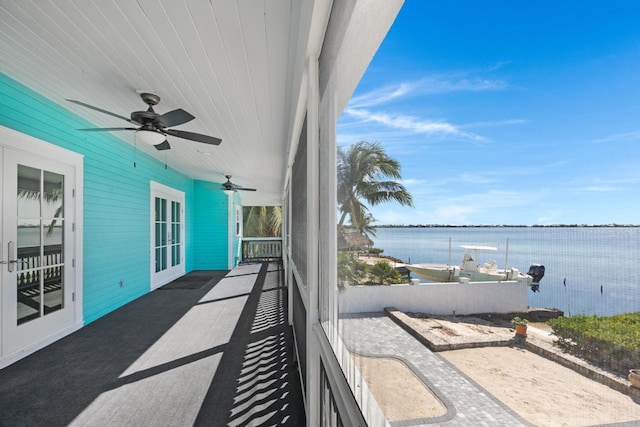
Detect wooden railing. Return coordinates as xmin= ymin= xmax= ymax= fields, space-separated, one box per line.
xmin=242 ymin=238 xmax=282 ymax=261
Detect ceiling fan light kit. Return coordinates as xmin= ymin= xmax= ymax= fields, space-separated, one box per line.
xmin=136 ymin=129 xmax=165 ymax=146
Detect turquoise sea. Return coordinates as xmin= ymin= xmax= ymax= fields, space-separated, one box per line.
xmin=370 ymin=227 xmax=640 ymax=317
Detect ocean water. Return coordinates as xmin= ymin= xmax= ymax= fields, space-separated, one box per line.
xmin=370 ymin=227 xmax=640 ymax=317
xmin=17 ymin=226 xmax=63 ymax=247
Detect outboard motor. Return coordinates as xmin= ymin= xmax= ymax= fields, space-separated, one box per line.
xmin=528 ymin=264 xmax=545 ymax=292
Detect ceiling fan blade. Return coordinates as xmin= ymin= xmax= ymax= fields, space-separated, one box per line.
xmin=157 ymin=109 xmax=195 ymax=127
xmin=154 ymin=140 xmax=171 ymax=151
xmin=67 ymin=99 xmax=139 ymax=124
xmin=77 ymin=127 xmax=138 ymax=131
xmin=221 ymin=175 xmax=256 ymax=192
xmin=164 ymin=129 xmax=222 ymax=145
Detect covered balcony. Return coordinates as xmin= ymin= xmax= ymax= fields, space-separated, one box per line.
xmin=0 ymin=0 xmax=405 ymax=425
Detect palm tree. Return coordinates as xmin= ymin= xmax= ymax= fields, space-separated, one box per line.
xmin=337 ymin=141 xmax=413 ymax=229
xmin=243 ymin=206 xmax=282 ymax=237
xmin=350 ymin=210 xmax=378 ymax=237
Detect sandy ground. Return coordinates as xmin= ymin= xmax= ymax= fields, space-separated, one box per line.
xmin=352 ymin=355 xmax=446 ymax=422
xmin=356 ymin=346 xmax=640 ymax=426
xmin=441 ymin=346 xmax=640 ymax=426
xmin=358 ymin=253 xmax=405 ymax=267
xmin=353 ymin=313 xmax=640 ymax=426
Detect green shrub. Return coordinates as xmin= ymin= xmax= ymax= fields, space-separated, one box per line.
xmin=511 ymin=316 xmax=529 ymax=326
xmin=548 ymin=312 xmax=640 ymax=376
xmin=370 ymin=261 xmax=405 ymax=285
xmin=337 ymin=251 xmax=369 ymax=287
xmin=368 ymin=247 xmax=384 ymax=255
xmin=338 ymin=252 xmax=405 ymax=287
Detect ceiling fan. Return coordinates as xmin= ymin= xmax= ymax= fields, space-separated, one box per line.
xmin=221 ymin=175 xmax=257 ymax=193
xmin=67 ymin=92 xmax=222 ymax=151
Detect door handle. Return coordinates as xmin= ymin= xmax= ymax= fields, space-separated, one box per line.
xmin=7 ymin=241 xmax=17 ymax=272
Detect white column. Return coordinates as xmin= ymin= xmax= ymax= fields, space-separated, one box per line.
xmin=305 ymin=53 xmax=321 ymax=427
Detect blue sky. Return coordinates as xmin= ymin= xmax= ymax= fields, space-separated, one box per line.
xmin=337 ymin=1 xmax=640 ymax=225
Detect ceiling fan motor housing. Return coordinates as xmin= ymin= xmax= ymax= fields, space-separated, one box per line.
xmin=130 ymin=110 xmax=167 ymax=129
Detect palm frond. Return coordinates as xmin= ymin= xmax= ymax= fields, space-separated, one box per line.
xmin=337 ymin=141 xmax=414 ymax=229
xmin=18 ymin=189 xmax=64 ymax=235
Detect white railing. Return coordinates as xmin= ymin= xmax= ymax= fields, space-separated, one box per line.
xmin=17 ymin=244 xmax=62 ymax=292
xmin=242 ymin=237 xmax=282 ymax=261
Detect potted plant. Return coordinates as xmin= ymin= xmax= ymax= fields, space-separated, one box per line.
xmin=511 ymin=316 xmax=529 ymax=337
xmin=630 ymin=369 xmax=640 ymax=388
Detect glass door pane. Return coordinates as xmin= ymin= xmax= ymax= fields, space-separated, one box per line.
xmin=154 ymin=197 xmax=167 ymax=273
xmin=42 ymin=170 xmax=64 ymax=315
xmin=16 ymin=165 xmax=65 ymax=325
xmin=171 ymin=201 xmax=181 ymax=267
xmin=17 ymin=165 xmax=41 ymax=324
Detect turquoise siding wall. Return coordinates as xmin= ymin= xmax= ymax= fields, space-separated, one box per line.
xmin=192 ymin=180 xmax=230 ymax=270
xmin=0 ymin=73 xmax=229 ymax=324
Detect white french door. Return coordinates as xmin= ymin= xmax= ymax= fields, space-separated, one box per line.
xmin=1 ymin=146 xmax=77 ymax=359
xmin=150 ymin=182 xmax=185 ymax=289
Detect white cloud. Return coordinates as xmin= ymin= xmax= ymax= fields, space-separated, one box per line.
xmin=432 ymin=205 xmax=477 ymax=224
xmin=339 ymin=72 xmax=519 ymax=146
xmin=444 ymin=173 xmax=500 ymax=185
xmin=373 ymin=210 xmax=418 ymax=225
xmin=536 ymin=213 xmax=565 ymax=225
xmin=593 ymin=131 xmax=640 ymax=144
xmin=421 ymin=77 xmax=507 ymax=93
xmin=348 ymin=82 xmax=419 ymax=109
xmin=438 ymin=189 xmax=528 ymax=209
xmin=578 ymin=185 xmax=620 ymax=192
xmin=460 ymin=119 xmax=529 ymax=129
xmin=399 ymin=178 xmax=426 ymax=186
xmin=371 ymin=189 xmax=539 ymax=225
xmin=570 ymin=175 xmax=640 ymax=193
xmin=336 ymin=127 xmax=413 ymax=146
xmin=348 ymin=75 xmax=508 ymax=109
xmin=344 ymin=108 xmax=485 ymax=141
xmin=374 ymin=207 xmax=463 ymax=226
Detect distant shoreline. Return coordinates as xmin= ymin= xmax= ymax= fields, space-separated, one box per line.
xmin=377 ymin=224 xmax=640 ymax=228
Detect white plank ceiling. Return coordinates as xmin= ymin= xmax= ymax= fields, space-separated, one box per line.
xmin=0 ymin=0 xmax=312 ymax=205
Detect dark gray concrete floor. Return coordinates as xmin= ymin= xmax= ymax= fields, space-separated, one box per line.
xmin=0 ymin=262 xmax=304 ymax=427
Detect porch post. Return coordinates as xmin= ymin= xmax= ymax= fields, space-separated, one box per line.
xmin=305 ymin=53 xmax=321 ymax=427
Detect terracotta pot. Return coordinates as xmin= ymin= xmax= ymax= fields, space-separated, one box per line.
xmin=515 ymin=324 xmax=528 ymax=337
xmin=629 ymin=369 xmax=640 ymax=388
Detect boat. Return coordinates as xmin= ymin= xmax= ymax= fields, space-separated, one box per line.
xmin=406 ymin=244 xmax=545 ymax=291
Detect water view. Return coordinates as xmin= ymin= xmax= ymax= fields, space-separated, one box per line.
xmin=371 ymin=226 xmax=640 ymax=317
xmin=17 ymin=226 xmax=63 ymax=247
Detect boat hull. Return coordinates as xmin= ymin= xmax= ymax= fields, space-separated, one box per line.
xmin=407 ymin=263 xmax=532 ymax=285
xmin=405 ymin=264 xmax=455 ymax=282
